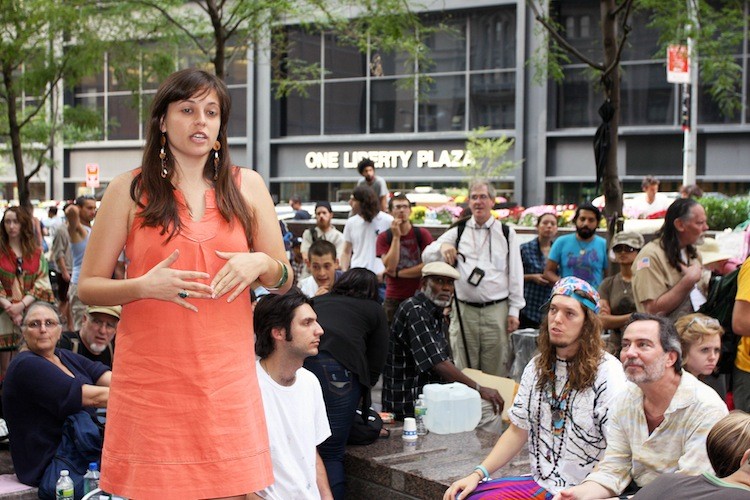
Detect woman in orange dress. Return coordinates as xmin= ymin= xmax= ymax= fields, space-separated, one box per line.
xmin=79 ymin=68 xmax=292 ymax=499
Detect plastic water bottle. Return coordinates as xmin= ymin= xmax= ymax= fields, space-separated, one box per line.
xmin=55 ymin=469 xmax=74 ymax=500
xmin=83 ymin=462 xmax=100 ymax=494
xmin=415 ymin=394 xmax=428 ymax=436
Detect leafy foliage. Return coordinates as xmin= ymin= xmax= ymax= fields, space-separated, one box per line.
xmin=698 ymin=196 xmax=750 ymax=231
xmin=462 ymin=127 xmax=519 ymax=183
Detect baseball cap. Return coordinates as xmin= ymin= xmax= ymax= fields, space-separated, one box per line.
xmin=314 ymin=201 xmax=332 ymax=213
xmin=422 ymin=262 xmax=460 ymax=281
xmin=86 ymin=305 xmax=122 ymax=320
xmin=610 ymin=232 xmax=644 ymax=250
xmin=546 ymin=276 xmax=600 ymax=314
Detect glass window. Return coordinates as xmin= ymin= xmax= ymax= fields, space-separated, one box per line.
xmin=698 ymin=80 xmax=742 ymax=125
xmin=372 ymin=48 xmax=413 ymax=77
xmin=552 ymin=0 xmax=600 ymax=61
xmin=76 ymin=68 xmax=105 ymax=95
xmin=225 ymin=54 xmax=248 ymax=85
xmin=73 ymin=95 xmax=105 ymax=141
xmin=324 ymin=81 xmax=365 ymax=134
xmin=324 ymin=34 xmax=366 ymax=79
xmin=619 ymin=63 xmax=675 ymax=125
xmin=418 ymin=75 xmax=465 ymax=131
xmin=371 ymin=78 xmax=415 ymax=133
xmin=470 ymin=8 xmax=516 ymax=70
xmin=228 ymin=87 xmax=247 ymax=137
xmin=620 ymin=10 xmax=662 ymax=61
xmin=470 ymin=72 xmax=515 ymax=129
xmin=287 ymin=29 xmax=321 ymax=69
xmin=422 ymin=18 xmax=466 ymax=73
xmin=280 ymin=84 xmax=321 ymax=136
xmin=108 ymin=55 xmax=141 ymax=93
xmin=555 ymin=67 xmax=598 ymax=128
xmin=108 ymin=94 xmax=140 ymax=140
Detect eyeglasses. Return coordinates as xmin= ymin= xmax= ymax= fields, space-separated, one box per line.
xmin=24 ymin=319 xmax=61 ymax=330
xmin=613 ymin=245 xmax=637 ymax=253
xmin=15 ymin=257 xmax=22 ymax=276
xmin=89 ymin=316 xmax=118 ymax=331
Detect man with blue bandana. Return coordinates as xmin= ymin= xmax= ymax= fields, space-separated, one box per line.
xmin=444 ymin=277 xmax=626 ymax=500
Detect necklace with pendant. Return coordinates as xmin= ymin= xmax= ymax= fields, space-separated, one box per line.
xmin=577 ymin=239 xmax=590 ymax=255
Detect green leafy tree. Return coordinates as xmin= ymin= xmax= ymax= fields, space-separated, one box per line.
xmin=462 ymin=127 xmax=520 ymax=183
xmin=527 ymin=0 xmax=745 ymax=223
xmin=103 ymin=0 xmax=432 ymax=92
xmin=0 ymin=0 xmax=107 ymax=207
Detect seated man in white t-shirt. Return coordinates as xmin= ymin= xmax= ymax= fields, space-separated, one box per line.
xmin=253 ymin=290 xmax=333 ymax=500
xmin=298 ymin=240 xmax=341 ymax=298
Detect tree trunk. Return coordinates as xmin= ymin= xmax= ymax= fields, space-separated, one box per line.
xmin=601 ymin=0 xmax=623 ymax=229
xmin=2 ymin=68 xmax=30 ymax=208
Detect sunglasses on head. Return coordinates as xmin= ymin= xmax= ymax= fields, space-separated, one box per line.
xmin=613 ymin=245 xmax=637 ymax=253
xmin=15 ymin=257 xmax=22 ymax=276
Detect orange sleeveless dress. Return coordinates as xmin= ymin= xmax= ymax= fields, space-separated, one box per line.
xmin=100 ymin=173 xmax=273 ymax=499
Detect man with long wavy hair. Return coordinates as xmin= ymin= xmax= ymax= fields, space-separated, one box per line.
xmin=444 ymin=277 xmax=625 ymax=500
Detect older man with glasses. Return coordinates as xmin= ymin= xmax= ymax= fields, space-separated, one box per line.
xmin=59 ymin=305 xmax=121 ymax=368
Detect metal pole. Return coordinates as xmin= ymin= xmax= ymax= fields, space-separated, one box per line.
xmin=683 ymin=0 xmax=698 ymax=187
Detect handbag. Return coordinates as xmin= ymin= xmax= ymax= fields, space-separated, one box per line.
xmin=0 ymin=276 xmax=24 ymax=352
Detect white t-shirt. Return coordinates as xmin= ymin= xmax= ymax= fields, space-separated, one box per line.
xmin=298 ymin=276 xmax=319 ymax=298
xmin=343 ymin=211 xmax=393 ymax=275
xmin=256 ymin=362 xmax=331 ymax=500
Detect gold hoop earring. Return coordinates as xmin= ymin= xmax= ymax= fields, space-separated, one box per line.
xmin=213 ymin=140 xmax=221 ymax=181
xmin=160 ymin=133 xmax=168 ymax=179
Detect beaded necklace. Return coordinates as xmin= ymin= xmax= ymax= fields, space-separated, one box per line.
xmin=533 ymin=364 xmax=572 ymax=481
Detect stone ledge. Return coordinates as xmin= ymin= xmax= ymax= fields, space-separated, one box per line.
xmin=344 ymin=422 xmax=529 ymax=499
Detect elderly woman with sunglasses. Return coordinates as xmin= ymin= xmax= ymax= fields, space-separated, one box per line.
xmin=0 ymin=206 xmax=54 ymax=377
xmin=598 ymin=232 xmax=644 ymax=357
xmin=1 ymin=302 xmax=110 ymax=490
xmin=675 ymin=313 xmax=726 ymax=399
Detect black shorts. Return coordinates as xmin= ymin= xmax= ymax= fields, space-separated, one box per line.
xmin=56 ymin=276 xmax=70 ymax=303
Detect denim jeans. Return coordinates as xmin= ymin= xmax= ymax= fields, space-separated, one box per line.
xmin=304 ymin=351 xmax=362 ymax=500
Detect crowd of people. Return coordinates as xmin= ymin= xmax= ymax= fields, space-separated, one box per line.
xmin=0 ymin=67 xmax=748 ymax=500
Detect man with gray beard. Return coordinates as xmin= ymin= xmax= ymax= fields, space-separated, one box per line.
xmin=59 ymin=305 xmax=121 ymax=368
xmin=554 ymin=313 xmax=727 ymax=500
xmin=382 ymin=262 xmax=504 ymax=431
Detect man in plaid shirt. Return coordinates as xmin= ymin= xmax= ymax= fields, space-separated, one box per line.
xmin=382 ymin=262 xmax=504 ymax=431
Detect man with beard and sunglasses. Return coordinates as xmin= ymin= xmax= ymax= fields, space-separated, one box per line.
xmin=632 ymin=198 xmax=709 ymax=322
xmin=554 ymin=313 xmax=727 ymax=500
xmin=544 ymin=203 xmax=608 ymax=290
xmin=382 ymin=261 xmax=504 ymax=431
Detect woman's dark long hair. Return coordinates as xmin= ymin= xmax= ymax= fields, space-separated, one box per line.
xmin=330 ymin=268 xmax=379 ymax=301
xmin=656 ymin=198 xmax=699 ymax=270
xmin=0 ymin=206 xmax=38 ymax=258
xmin=351 ymin=185 xmax=380 ymax=222
xmin=130 ymin=68 xmax=254 ymax=246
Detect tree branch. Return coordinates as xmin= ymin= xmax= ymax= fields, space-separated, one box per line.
xmin=603 ymin=0 xmax=635 ymax=79
xmin=526 ymin=0 xmax=604 ymax=71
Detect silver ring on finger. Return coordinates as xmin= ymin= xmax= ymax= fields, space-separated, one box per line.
xmin=178 ymin=290 xmax=189 ymax=299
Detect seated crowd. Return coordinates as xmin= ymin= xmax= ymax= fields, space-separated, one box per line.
xmin=1 ymin=176 xmax=749 ymax=500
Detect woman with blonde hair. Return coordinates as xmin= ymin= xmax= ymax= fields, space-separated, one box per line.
xmin=0 ymin=207 xmax=54 ymax=376
xmin=674 ymin=312 xmax=725 ymax=398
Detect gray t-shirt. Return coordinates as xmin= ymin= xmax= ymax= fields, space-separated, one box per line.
xmin=632 ymin=472 xmax=750 ymax=500
xmin=357 ymin=175 xmax=389 ymax=198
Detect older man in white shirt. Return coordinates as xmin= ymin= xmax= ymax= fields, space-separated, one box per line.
xmin=422 ymin=179 xmax=525 ymax=378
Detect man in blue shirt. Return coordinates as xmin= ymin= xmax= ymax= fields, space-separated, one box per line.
xmin=543 ymin=203 xmax=608 ymax=289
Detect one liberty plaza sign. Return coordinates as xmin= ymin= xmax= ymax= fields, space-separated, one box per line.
xmin=274 ymin=141 xmax=515 ymax=180
xmin=304 ymin=149 xmax=474 ymax=170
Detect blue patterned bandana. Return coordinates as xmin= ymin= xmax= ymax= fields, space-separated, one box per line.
xmin=550 ymin=276 xmax=601 ymax=314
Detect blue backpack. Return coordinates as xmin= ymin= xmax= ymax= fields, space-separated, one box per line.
xmin=38 ymin=411 xmax=103 ymax=500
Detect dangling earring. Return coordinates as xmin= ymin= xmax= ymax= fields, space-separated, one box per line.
xmin=213 ymin=140 xmax=221 ymax=181
xmin=160 ymin=133 xmax=168 ymax=179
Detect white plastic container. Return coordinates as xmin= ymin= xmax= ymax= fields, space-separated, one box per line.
xmin=422 ymin=382 xmax=481 ymax=434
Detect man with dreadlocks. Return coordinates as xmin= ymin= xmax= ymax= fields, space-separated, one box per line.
xmin=444 ymin=277 xmax=626 ymax=500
